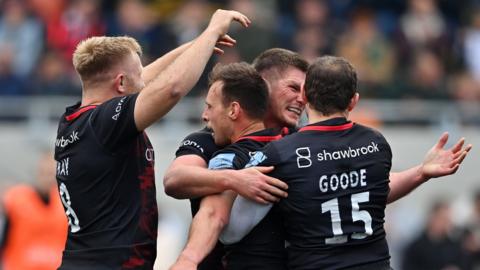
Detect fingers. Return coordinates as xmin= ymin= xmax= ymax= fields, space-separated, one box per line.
xmin=257 ymin=190 xmax=279 ymax=204
xmin=451 ymin=148 xmax=469 ymax=167
xmin=450 ymin=137 xmax=465 ymax=153
xmin=219 ymin=34 xmax=236 ymax=45
xmin=262 ymin=183 xmax=288 ymax=199
xmin=231 ymin=11 xmax=251 ymax=27
xmin=266 ymin=176 xmax=288 ymax=191
xmin=213 ymin=47 xmax=224 ymax=55
xmin=253 ymin=166 xmax=274 ymax=174
xmin=435 ymin=132 xmax=449 ymax=149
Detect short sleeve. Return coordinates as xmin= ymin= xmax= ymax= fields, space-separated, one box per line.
xmin=175 ymin=129 xmax=219 ymax=163
xmin=89 ymin=94 xmax=139 ymax=151
xmin=244 ymin=143 xmax=281 ymax=169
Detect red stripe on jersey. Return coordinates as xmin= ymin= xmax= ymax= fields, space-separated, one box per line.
xmin=236 ymin=134 xmax=284 ymax=143
xmin=299 ymin=122 xmax=354 ymax=132
xmin=65 ymin=105 xmax=97 ymax=121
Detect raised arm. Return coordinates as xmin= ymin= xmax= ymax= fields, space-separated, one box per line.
xmin=142 ymin=35 xmax=237 ymax=85
xmin=388 ymin=132 xmax=472 ymax=203
xmin=169 ymin=191 xmax=236 ymax=270
xmin=134 ymin=10 xmax=250 ymax=131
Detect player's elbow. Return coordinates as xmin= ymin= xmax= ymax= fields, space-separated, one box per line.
xmin=163 ymin=171 xmax=185 ymax=199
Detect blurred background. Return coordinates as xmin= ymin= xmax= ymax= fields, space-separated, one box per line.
xmin=0 ymin=0 xmax=479 ymax=269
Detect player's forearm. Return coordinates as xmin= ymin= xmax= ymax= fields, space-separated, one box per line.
xmin=387 ymin=165 xmax=426 ymax=203
xmin=142 ymin=41 xmax=193 ymax=85
xmin=178 ymin=198 xmax=230 ymax=265
xmin=164 ymin=166 xmax=232 ymax=199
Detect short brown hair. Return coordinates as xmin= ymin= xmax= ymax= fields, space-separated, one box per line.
xmin=305 ymin=56 xmax=357 ymax=115
xmin=252 ymin=48 xmax=309 ymax=74
xmin=72 ymin=36 xmax=142 ymax=83
xmin=208 ymin=62 xmax=268 ymax=120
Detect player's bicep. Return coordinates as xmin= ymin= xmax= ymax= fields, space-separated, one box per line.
xmin=134 ymin=84 xmax=181 ymax=131
xmin=170 ymin=155 xmax=207 ymax=170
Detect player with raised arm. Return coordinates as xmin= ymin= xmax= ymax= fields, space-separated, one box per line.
xmin=54 ymin=9 xmax=250 ymax=270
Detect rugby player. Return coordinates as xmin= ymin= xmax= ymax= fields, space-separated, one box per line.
xmin=54 ymin=9 xmax=250 ymax=270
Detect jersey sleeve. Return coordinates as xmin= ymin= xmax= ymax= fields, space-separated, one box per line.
xmin=208 ymin=151 xmax=236 ymax=170
xmin=175 ymin=130 xmax=218 ymax=163
xmin=244 ymin=142 xmax=281 ymax=168
xmin=89 ymin=94 xmax=140 ymax=151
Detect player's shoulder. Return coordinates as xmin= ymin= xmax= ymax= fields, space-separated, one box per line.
xmin=181 ymin=127 xmax=214 ymax=144
xmin=352 ymin=123 xmax=388 ymax=143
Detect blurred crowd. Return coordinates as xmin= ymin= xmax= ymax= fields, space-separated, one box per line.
xmin=1 ymin=0 xmax=480 ymax=101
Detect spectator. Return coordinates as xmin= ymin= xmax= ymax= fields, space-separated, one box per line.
xmin=0 ymin=0 xmax=43 ymax=78
xmin=0 ymin=152 xmax=68 ymax=270
xmin=464 ymin=9 xmax=480 ymax=81
xmin=46 ymin=0 xmax=105 ymax=63
xmin=402 ymin=200 xmax=470 ymax=270
xmin=27 ymin=50 xmax=80 ymax=96
xmin=0 ymin=46 xmax=25 ymax=96
xmin=106 ymin=0 xmax=177 ymax=63
xmin=336 ymin=8 xmax=395 ymax=97
xmin=396 ymin=0 xmax=452 ymax=68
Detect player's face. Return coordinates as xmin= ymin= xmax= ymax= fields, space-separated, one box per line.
xmin=202 ymin=81 xmax=232 ymax=146
xmin=264 ymin=66 xmax=306 ymax=128
xmin=123 ymin=51 xmax=145 ymax=94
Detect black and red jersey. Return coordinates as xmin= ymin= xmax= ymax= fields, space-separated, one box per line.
xmin=246 ymin=118 xmax=392 ymax=270
xmin=174 ymin=128 xmax=224 ymax=270
xmin=208 ymin=127 xmax=291 ymax=270
xmin=54 ymin=94 xmax=158 ymax=270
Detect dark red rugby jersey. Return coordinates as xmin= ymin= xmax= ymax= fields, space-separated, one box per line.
xmin=54 ymin=94 xmax=158 ymax=270
xmin=246 ymin=117 xmax=392 ymax=270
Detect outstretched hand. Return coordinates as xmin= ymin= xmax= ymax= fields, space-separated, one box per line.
xmin=420 ymin=132 xmax=472 ymax=180
xmin=229 ymin=166 xmax=288 ymax=204
xmin=207 ymin=9 xmax=250 ymax=38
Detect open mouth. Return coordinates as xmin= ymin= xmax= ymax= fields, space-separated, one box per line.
xmin=287 ymin=106 xmax=302 ymax=116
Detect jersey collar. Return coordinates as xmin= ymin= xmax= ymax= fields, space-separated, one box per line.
xmin=65 ymin=102 xmax=98 ymax=121
xmin=299 ymin=117 xmax=354 ymax=132
xmin=235 ymin=127 xmax=290 ymax=143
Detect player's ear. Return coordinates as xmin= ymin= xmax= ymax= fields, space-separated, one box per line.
xmin=115 ymin=74 xmax=127 ymax=94
xmin=348 ymin=93 xmax=360 ymax=112
xmin=229 ymin=102 xmax=240 ymax=120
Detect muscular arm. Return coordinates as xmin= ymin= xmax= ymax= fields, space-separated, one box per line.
xmin=388 ymin=133 xmax=472 ymax=204
xmin=164 ymin=155 xmax=231 ymax=199
xmin=141 ymin=42 xmax=192 ymax=85
xmin=170 ymin=191 xmax=236 ymax=270
xmin=134 ymin=10 xmax=250 ymax=131
xmin=164 ymin=161 xmax=287 ymax=203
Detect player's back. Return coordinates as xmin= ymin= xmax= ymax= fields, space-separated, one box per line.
xmin=265 ymin=118 xmax=392 ymax=270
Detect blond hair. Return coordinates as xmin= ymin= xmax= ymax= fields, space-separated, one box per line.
xmin=72 ymin=36 xmax=142 ymax=83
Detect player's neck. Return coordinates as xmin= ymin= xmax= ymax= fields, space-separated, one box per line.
xmin=231 ymin=120 xmax=265 ymax=142
xmin=81 ymin=85 xmax=117 ymax=107
xmin=307 ymin=109 xmax=348 ymax=124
